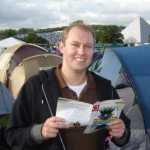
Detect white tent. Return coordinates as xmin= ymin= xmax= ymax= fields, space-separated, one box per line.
xmin=122 ymin=17 xmax=150 ymax=44
xmin=0 ymin=37 xmax=62 ymax=98
xmin=0 ymin=37 xmax=24 ymax=55
xmin=0 ymin=37 xmax=25 ymax=83
xmin=0 ymin=37 xmax=24 ymax=49
xmin=0 ymin=37 xmax=47 ymax=84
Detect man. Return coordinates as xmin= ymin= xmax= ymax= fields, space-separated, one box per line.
xmin=7 ymin=21 xmax=130 ymax=150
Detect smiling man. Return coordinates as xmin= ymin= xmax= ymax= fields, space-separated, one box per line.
xmin=7 ymin=21 xmax=130 ymax=150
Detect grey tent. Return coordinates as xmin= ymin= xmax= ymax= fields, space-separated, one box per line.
xmin=94 ymin=46 xmax=149 ymax=149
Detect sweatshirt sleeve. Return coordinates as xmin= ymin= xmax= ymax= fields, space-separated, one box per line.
xmin=30 ymin=124 xmax=44 ymax=143
xmin=111 ymin=111 xmax=131 ymax=146
xmin=111 ymin=87 xmax=131 ymax=146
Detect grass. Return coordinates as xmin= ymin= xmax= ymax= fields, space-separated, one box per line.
xmin=0 ymin=114 xmax=10 ymax=127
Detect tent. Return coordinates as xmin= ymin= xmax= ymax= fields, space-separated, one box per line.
xmin=0 ymin=37 xmax=24 ymax=49
xmin=96 ymin=45 xmax=150 ymax=129
xmin=121 ymin=17 xmax=150 ymax=44
xmin=0 ymin=37 xmax=62 ymax=99
xmin=9 ymin=53 xmax=62 ymax=98
xmin=94 ymin=45 xmax=150 ymax=149
xmin=113 ymin=45 xmax=150 ymax=130
xmin=0 ymin=37 xmax=48 ymax=85
xmin=0 ymin=82 xmax=12 ymax=115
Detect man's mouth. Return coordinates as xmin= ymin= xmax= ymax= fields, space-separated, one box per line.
xmin=75 ymin=57 xmax=86 ymax=62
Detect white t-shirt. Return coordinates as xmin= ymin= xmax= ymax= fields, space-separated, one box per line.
xmin=67 ymin=81 xmax=87 ymax=98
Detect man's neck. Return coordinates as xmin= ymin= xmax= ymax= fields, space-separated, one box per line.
xmin=61 ymin=66 xmax=87 ymax=85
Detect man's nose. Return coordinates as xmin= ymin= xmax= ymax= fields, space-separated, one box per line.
xmin=78 ymin=45 xmax=85 ymax=54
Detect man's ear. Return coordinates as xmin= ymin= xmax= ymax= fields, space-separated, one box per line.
xmin=58 ymin=41 xmax=64 ymax=54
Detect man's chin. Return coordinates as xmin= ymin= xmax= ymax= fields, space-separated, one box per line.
xmin=72 ymin=66 xmax=88 ymax=73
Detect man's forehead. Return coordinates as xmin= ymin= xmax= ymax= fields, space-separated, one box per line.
xmin=70 ymin=40 xmax=94 ymax=46
xmin=67 ymin=27 xmax=94 ymax=42
xmin=68 ymin=26 xmax=91 ymax=35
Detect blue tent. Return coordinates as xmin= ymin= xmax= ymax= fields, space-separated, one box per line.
xmin=112 ymin=45 xmax=150 ymax=130
xmin=0 ymin=82 xmax=12 ymax=115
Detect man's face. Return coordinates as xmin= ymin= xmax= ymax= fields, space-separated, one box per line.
xmin=60 ymin=27 xmax=94 ymax=72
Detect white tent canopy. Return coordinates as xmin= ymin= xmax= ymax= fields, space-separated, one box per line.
xmin=0 ymin=37 xmax=24 ymax=56
xmin=122 ymin=16 xmax=150 ymax=44
xmin=0 ymin=37 xmax=24 ymax=49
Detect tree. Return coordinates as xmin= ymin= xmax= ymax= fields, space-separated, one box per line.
xmin=95 ymin=25 xmax=123 ymax=43
xmin=0 ymin=29 xmax=17 ymax=39
xmin=23 ymin=32 xmax=49 ymax=48
xmin=18 ymin=28 xmax=34 ymax=34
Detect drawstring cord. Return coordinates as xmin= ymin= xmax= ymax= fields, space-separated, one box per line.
xmin=41 ymin=84 xmax=66 ymax=150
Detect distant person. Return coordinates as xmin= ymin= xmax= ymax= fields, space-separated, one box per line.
xmin=6 ymin=21 xmax=130 ymax=150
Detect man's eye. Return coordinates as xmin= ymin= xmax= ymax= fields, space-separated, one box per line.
xmin=85 ymin=45 xmax=93 ymax=49
xmin=72 ymin=43 xmax=79 ymax=47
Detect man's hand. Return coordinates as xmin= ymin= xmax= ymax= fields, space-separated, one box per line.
xmin=42 ymin=116 xmax=69 ymax=139
xmin=108 ymin=119 xmax=126 ymax=138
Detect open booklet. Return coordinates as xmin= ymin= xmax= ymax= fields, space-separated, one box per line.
xmin=56 ymin=97 xmax=93 ymax=126
xmin=56 ymin=97 xmax=125 ymax=134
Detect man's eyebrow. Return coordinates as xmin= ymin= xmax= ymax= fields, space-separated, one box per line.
xmin=71 ymin=41 xmax=93 ymax=45
xmin=71 ymin=41 xmax=80 ymax=43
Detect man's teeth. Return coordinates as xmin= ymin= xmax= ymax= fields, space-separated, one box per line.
xmin=76 ymin=58 xmax=85 ymax=62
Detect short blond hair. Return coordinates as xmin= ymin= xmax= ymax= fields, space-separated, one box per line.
xmin=61 ymin=20 xmax=95 ymax=44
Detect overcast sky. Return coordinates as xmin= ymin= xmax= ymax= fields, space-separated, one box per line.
xmin=1 ymin=0 xmax=150 ymax=29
